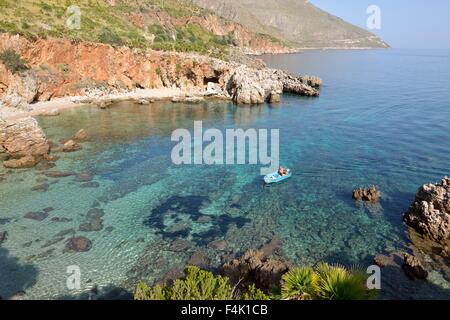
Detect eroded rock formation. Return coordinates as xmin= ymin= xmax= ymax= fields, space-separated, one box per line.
xmin=352 ymin=185 xmax=381 ymax=202
xmin=403 ymin=177 xmax=450 ymax=243
xmin=219 ymin=63 xmax=320 ymax=104
xmin=402 ymin=253 xmax=428 ymax=280
xmin=221 ymin=249 xmax=290 ymax=293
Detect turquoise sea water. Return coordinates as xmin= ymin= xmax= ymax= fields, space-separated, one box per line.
xmin=1 ymin=49 xmax=450 ymax=299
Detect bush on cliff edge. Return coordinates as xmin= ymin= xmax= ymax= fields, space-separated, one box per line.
xmin=0 ymin=49 xmax=29 ymax=74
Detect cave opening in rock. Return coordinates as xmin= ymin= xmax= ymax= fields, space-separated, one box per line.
xmin=203 ymin=76 xmax=220 ymax=85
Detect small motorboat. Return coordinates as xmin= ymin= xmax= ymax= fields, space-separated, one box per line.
xmin=264 ymin=169 xmax=292 ymax=184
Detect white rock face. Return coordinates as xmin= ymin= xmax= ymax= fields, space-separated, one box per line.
xmin=219 ymin=63 xmax=320 ymax=104
xmin=0 ymin=117 xmax=50 ymax=161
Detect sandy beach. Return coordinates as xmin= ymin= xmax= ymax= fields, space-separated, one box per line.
xmin=0 ymin=87 xmax=207 ymax=121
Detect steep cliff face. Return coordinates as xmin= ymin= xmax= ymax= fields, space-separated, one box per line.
xmin=194 ymin=0 xmax=389 ymax=48
xmin=0 ymin=34 xmax=319 ymax=109
xmin=0 ymin=34 xmax=217 ymax=107
xmin=126 ymin=10 xmax=294 ymax=54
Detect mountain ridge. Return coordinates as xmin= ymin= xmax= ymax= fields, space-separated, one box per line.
xmin=194 ymin=0 xmax=389 ymax=49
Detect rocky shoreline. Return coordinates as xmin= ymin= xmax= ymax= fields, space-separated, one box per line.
xmin=403 ymin=176 xmax=450 ymax=245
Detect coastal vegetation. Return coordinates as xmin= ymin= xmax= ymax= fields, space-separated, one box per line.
xmin=136 ymin=266 xmax=234 ymax=300
xmin=134 ymin=263 xmax=376 ymax=300
xmin=0 ymin=0 xmax=285 ymax=57
xmin=0 ymin=49 xmax=29 ymax=74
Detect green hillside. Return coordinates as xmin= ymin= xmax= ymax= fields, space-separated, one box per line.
xmin=0 ymin=0 xmax=241 ymax=57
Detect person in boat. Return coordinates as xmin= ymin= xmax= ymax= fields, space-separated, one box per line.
xmin=278 ymin=166 xmax=288 ymax=176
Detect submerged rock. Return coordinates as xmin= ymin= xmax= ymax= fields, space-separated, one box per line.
xmin=187 ymin=250 xmax=210 ymax=269
xmin=31 ymin=183 xmax=49 ymax=192
xmin=65 ymin=236 xmax=92 ymax=252
xmin=75 ymin=172 xmax=93 ymax=182
xmin=197 ymin=215 xmax=212 ymax=224
xmin=158 ymin=268 xmax=185 ymax=287
xmin=208 ymin=239 xmax=228 ymax=251
xmin=352 ymin=185 xmax=381 ymax=202
xmin=79 ymin=208 xmax=104 ymax=232
xmin=24 ymin=211 xmax=48 ymax=221
xmin=170 ymin=239 xmax=190 ymax=252
xmin=51 ymin=217 xmax=73 ymax=223
xmin=73 ymin=129 xmax=88 ymax=142
xmin=0 ymin=230 xmax=8 ymax=245
xmin=44 ymin=171 xmax=75 ymax=178
xmin=260 ymin=236 xmax=282 ymax=257
xmin=80 ymin=181 xmax=100 ymax=188
xmin=55 ymin=228 xmax=75 ymax=238
xmin=403 ymin=176 xmax=450 ymax=243
xmin=3 ymin=155 xmax=38 ymax=168
xmin=41 ymin=237 xmax=65 ymax=248
xmin=34 ymin=159 xmax=56 ymax=171
xmin=0 ymin=218 xmax=12 ymax=225
xmin=62 ymin=139 xmax=81 ymax=152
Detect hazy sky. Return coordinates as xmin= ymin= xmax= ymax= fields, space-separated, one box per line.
xmin=310 ymin=0 xmax=450 ymax=49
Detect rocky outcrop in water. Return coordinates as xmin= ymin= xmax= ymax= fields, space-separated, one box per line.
xmin=222 ymin=64 xmax=320 ymax=104
xmin=73 ymin=129 xmax=88 ymax=142
xmin=403 ymin=177 xmax=450 ymax=243
xmin=62 ymin=140 xmax=81 ymax=152
xmin=352 ymin=185 xmax=381 ymax=202
xmin=221 ymin=249 xmax=289 ymax=292
xmin=3 ymin=155 xmax=38 ymax=168
xmin=402 ymin=253 xmax=428 ymax=280
xmin=0 ymin=117 xmax=50 ymax=168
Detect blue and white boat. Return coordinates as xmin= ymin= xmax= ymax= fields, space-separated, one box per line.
xmin=264 ymin=169 xmax=292 ymax=184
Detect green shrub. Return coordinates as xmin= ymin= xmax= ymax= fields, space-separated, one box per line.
xmin=281 ymin=267 xmax=319 ymax=300
xmin=0 ymin=49 xmax=29 ymax=73
xmin=241 ymin=284 xmax=270 ymax=300
xmin=98 ymin=28 xmax=124 ymax=47
xmin=135 ymin=263 xmax=376 ymax=301
xmin=134 ymin=266 xmax=233 ymax=300
xmin=315 ymin=263 xmax=375 ymax=300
